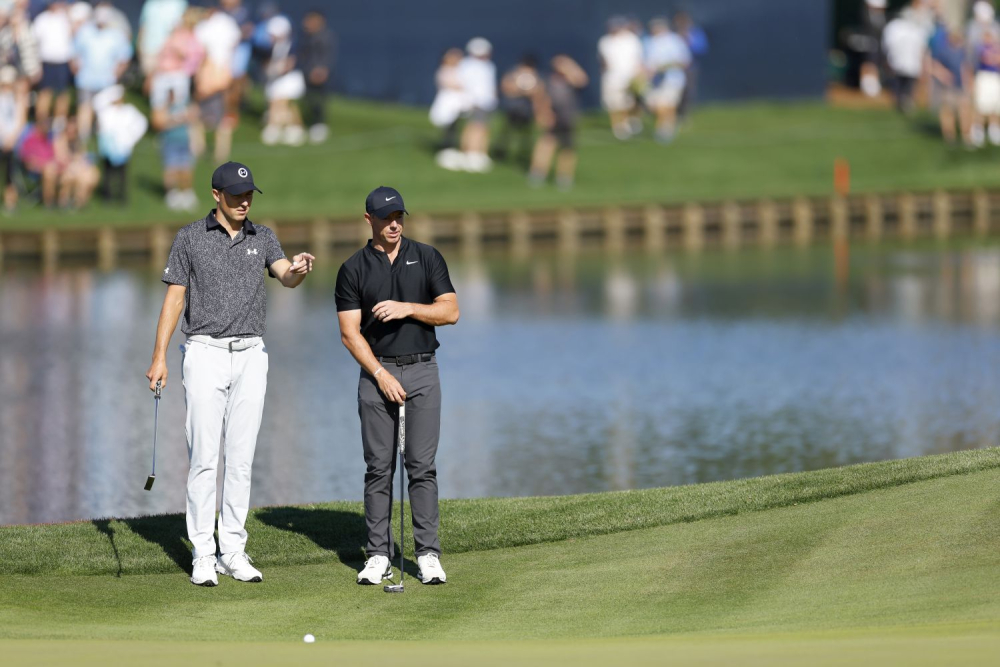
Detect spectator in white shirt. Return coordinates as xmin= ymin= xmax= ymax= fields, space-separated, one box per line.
xmin=598 ymin=16 xmax=643 ymax=139
xmin=883 ymin=5 xmax=932 ymax=114
xmin=31 ymin=0 xmax=72 ymax=126
xmin=644 ymin=17 xmax=690 ymax=144
xmin=457 ymin=36 xmax=496 ymax=173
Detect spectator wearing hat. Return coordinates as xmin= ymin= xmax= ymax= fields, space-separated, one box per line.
xmin=93 ymin=84 xmax=147 ymax=203
xmin=528 ymin=54 xmax=588 ymax=190
xmin=644 ymin=17 xmax=690 ymax=144
xmin=599 ymin=16 xmax=643 ymax=139
xmin=882 ymin=4 xmax=931 ymax=115
xmin=31 ymin=0 xmax=72 ymax=126
xmin=0 ymin=64 xmax=27 ymax=212
xmin=457 ymin=37 xmax=497 ymax=173
xmin=71 ymin=4 xmax=133 ymax=141
xmin=260 ymin=14 xmax=305 ymax=146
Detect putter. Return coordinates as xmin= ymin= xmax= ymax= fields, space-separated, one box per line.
xmin=384 ymin=402 xmax=406 ymax=593
xmin=144 ymin=380 xmax=161 ymax=491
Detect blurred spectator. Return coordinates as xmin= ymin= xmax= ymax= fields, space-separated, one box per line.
xmin=249 ymin=1 xmax=283 ymax=81
xmin=67 ymin=1 xmax=89 ymax=31
xmin=0 ymin=64 xmax=27 ymax=211
xmin=193 ymin=6 xmax=239 ymax=161
xmin=152 ymin=84 xmax=195 ymax=210
xmin=220 ymin=0 xmax=252 ymax=130
xmin=72 ymin=4 xmax=133 ymax=141
xmin=673 ymin=11 xmax=708 ymax=117
xmin=95 ymin=1 xmax=131 ymax=41
xmin=929 ymin=23 xmax=971 ymax=146
xmin=299 ymin=9 xmax=333 ymax=144
xmin=149 ymin=7 xmax=203 ymax=112
xmin=457 ymin=36 xmax=496 ymax=173
xmin=973 ymin=28 xmax=1000 ymax=146
xmin=31 ymin=0 xmax=71 ymax=126
xmin=137 ymin=0 xmax=186 ymax=76
xmin=644 ymin=17 xmax=690 ymax=144
xmin=17 ymin=117 xmax=61 ymax=206
xmin=430 ymin=47 xmax=466 ymax=168
xmin=1 ymin=1 xmax=40 ymax=93
xmin=93 ymin=84 xmax=147 ymax=203
xmin=859 ymin=0 xmax=887 ymax=97
xmin=260 ymin=14 xmax=305 ymax=146
xmin=496 ymin=54 xmax=541 ymax=165
xmin=528 ymin=54 xmax=588 ymax=190
xmin=882 ymin=4 xmax=930 ymax=114
xmin=966 ymin=1 xmax=1000 ymax=63
xmin=55 ymin=115 xmax=99 ymax=209
xmin=599 ymin=16 xmax=643 ymax=139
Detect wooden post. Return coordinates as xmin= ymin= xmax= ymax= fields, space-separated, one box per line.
xmin=643 ymin=205 xmax=666 ymax=254
xmin=932 ymin=190 xmax=951 ymax=240
xmin=460 ymin=211 xmax=483 ymax=258
xmin=898 ymin=192 xmax=917 ymax=241
xmin=864 ymin=195 xmax=883 ymax=242
xmin=683 ymin=202 xmax=703 ymax=252
xmin=973 ymin=189 xmax=990 ymax=237
xmin=150 ymin=226 xmax=170 ymax=269
xmin=792 ymin=197 xmax=813 ymax=246
xmin=757 ymin=199 xmax=778 ymax=247
xmin=509 ymin=210 xmax=531 ymax=260
xmin=603 ymin=207 xmax=625 ymax=255
xmin=722 ymin=201 xmax=741 ymax=249
xmin=97 ymin=226 xmax=117 ymax=272
xmin=558 ymin=208 xmax=580 ymax=255
xmin=310 ymin=219 xmax=331 ymax=262
xmin=42 ymin=228 xmax=58 ymax=273
xmin=830 ymin=195 xmax=848 ymax=242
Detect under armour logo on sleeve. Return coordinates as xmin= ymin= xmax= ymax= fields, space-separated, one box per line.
xmin=164 ymin=267 xmax=169 ymax=274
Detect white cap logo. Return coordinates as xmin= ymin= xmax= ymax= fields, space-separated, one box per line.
xmin=238 ymin=167 xmax=248 ymax=178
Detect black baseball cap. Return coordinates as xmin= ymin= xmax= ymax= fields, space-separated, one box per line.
xmin=212 ymin=161 xmax=262 ymax=195
xmin=365 ymin=186 xmax=408 ymax=219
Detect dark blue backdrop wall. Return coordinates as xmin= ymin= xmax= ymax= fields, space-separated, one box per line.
xmin=117 ymin=0 xmax=830 ymax=107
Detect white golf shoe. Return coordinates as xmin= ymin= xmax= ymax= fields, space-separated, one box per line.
xmin=357 ymin=555 xmax=392 ymax=585
xmin=216 ymin=552 xmax=263 ymax=583
xmin=417 ymin=553 xmax=447 ymax=584
xmin=190 ymin=555 xmax=218 ymax=587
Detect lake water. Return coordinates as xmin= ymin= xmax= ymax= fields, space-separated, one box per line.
xmin=2 ymin=241 xmax=999 ymax=525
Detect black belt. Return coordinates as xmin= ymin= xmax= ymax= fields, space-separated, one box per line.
xmin=378 ymin=353 xmax=435 ymax=366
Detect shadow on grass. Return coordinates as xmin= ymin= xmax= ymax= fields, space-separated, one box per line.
xmin=122 ymin=514 xmax=191 ymax=575
xmin=91 ymin=520 xmax=123 ymax=578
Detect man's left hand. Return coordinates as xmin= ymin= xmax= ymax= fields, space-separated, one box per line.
xmin=289 ymin=253 xmax=315 ymax=275
xmin=372 ymin=300 xmax=413 ymax=323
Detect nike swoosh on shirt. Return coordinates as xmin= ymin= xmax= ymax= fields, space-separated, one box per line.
xmin=385 ymin=196 xmax=396 ymax=201
xmin=406 ymin=260 xmax=418 ymax=265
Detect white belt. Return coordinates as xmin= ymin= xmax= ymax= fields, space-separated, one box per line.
xmin=187 ymin=335 xmax=263 ymax=352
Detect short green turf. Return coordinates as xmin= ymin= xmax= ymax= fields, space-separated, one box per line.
xmin=1 ymin=97 xmax=995 ymax=232
xmin=0 ymin=449 xmax=998 ymax=666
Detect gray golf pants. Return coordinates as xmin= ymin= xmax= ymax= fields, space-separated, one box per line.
xmin=182 ymin=335 xmax=267 ymax=559
xmin=359 ymin=358 xmax=441 ymax=558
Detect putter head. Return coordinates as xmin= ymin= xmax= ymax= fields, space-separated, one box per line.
xmin=144 ymin=474 xmax=155 ymax=491
xmin=383 ymin=584 xmax=404 ymax=593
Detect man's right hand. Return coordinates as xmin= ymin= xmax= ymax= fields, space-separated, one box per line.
xmin=376 ymin=369 xmax=407 ymax=405
xmin=146 ymin=358 xmax=168 ymax=392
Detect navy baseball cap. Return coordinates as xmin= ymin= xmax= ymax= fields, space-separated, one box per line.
xmin=365 ymin=186 xmax=408 ymax=219
xmin=212 ymin=161 xmax=262 ymax=195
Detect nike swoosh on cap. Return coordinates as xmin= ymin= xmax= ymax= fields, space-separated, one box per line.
xmin=385 ymin=196 xmax=396 ymax=201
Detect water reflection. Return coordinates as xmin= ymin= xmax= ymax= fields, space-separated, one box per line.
xmin=2 ymin=242 xmax=1000 ymax=525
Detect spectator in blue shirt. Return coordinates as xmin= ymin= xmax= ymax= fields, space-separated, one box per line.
xmin=71 ymin=5 xmax=132 ymax=141
xmin=673 ymin=11 xmax=707 ymax=120
xmin=930 ymin=24 xmax=972 ymax=146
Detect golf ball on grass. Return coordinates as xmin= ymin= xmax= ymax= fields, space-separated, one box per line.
xmin=303 ymin=634 xmax=315 ymax=643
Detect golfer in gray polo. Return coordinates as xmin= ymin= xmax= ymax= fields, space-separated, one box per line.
xmin=145 ymin=161 xmax=315 ymax=587
xmin=335 ymin=186 xmax=459 ymax=585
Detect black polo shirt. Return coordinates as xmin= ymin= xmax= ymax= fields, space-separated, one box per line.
xmin=162 ymin=210 xmax=286 ymax=338
xmin=335 ymin=237 xmax=456 ymax=356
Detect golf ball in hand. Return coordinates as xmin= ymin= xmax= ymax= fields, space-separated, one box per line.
xmin=303 ymin=634 xmax=315 ymax=643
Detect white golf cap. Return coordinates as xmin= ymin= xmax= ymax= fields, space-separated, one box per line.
xmin=94 ymin=5 xmax=114 ymax=24
xmin=467 ymin=37 xmax=492 ymax=57
xmin=865 ymin=0 xmax=887 ymax=8
xmin=69 ymin=1 xmax=92 ymax=22
xmin=975 ymin=0 xmax=996 ymax=22
xmin=267 ymin=15 xmax=292 ymax=38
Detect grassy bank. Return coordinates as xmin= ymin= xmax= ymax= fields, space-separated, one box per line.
xmin=1 ymin=449 xmax=999 ymax=665
xmin=3 ymin=98 xmax=999 ymax=232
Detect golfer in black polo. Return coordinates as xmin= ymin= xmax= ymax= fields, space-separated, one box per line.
xmin=335 ymin=186 xmax=459 ymax=585
xmin=145 ymin=161 xmax=315 ymax=587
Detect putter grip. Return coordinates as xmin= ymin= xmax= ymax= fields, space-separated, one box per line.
xmin=155 ymin=380 xmax=162 ymax=399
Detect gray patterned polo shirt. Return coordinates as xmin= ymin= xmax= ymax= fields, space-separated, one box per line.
xmin=162 ymin=210 xmax=287 ymax=338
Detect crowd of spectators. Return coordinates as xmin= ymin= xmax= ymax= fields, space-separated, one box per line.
xmin=0 ymin=0 xmax=334 ymax=214
xmin=868 ymin=0 xmax=1000 ymax=149
xmin=429 ymin=13 xmax=707 ymax=188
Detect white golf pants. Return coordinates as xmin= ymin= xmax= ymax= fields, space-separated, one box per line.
xmin=182 ymin=335 xmax=268 ymax=559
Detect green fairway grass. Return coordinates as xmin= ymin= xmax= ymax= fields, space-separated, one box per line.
xmin=1 ymin=449 xmax=998 ymax=665
xmin=2 ymin=97 xmax=998 ymax=232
